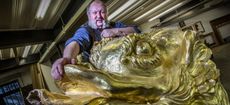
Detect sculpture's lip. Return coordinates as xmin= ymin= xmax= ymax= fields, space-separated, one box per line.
xmin=120 ymin=40 xmax=162 ymax=75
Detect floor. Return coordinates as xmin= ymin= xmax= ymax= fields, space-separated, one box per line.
xmin=212 ymin=43 xmax=230 ymax=99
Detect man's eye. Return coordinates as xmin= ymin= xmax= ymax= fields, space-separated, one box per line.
xmin=135 ymin=41 xmax=153 ymax=55
xmin=92 ymin=12 xmax=97 ymax=14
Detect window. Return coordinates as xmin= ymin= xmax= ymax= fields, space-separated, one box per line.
xmin=0 ymin=80 xmax=25 ymax=105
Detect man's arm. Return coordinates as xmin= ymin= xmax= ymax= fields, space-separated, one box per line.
xmin=51 ymin=41 xmax=80 ymax=80
xmin=116 ymin=27 xmax=137 ymax=36
xmin=63 ymin=41 xmax=80 ymax=59
xmin=101 ymin=27 xmax=138 ymax=38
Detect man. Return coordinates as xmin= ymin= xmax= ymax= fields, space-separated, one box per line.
xmin=51 ymin=0 xmax=140 ymax=80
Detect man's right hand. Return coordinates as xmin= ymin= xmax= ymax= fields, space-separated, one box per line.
xmin=51 ymin=58 xmax=76 ymax=80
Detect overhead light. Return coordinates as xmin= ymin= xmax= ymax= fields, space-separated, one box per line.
xmin=107 ymin=0 xmax=119 ymax=10
xmin=35 ymin=0 xmax=52 ymax=20
xmin=22 ymin=46 xmax=31 ymax=58
xmin=113 ymin=0 xmax=144 ymax=21
xmin=31 ymin=44 xmax=43 ymax=53
xmin=0 ymin=50 xmax=2 ymax=60
xmin=10 ymin=48 xmax=15 ymax=58
xmin=108 ymin=0 xmax=138 ymax=21
xmin=148 ymin=1 xmax=188 ymax=22
xmin=134 ymin=0 xmax=171 ymax=22
xmin=31 ymin=45 xmax=39 ymax=54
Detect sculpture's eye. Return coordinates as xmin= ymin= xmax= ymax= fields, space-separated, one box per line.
xmin=135 ymin=41 xmax=153 ymax=55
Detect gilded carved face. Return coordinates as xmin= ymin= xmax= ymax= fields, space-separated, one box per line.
xmin=88 ymin=30 xmax=228 ymax=104
xmin=27 ymin=29 xmax=229 ymax=105
xmin=90 ymin=30 xmax=188 ymax=91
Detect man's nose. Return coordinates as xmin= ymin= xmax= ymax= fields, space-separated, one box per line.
xmin=96 ymin=12 xmax=102 ymax=18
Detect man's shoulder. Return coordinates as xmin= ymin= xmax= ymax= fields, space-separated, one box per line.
xmin=76 ymin=27 xmax=88 ymax=32
xmin=74 ymin=26 xmax=91 ymax=36
xmin=110 ymin=21 xmax=122 ymax=25
xmin=78 ymin=22 xmax=94 ymax=32
xmin=77 ymin=22 xmax=91 ymax=31
xmin=80 ymin=22 xmax=89 ymax=28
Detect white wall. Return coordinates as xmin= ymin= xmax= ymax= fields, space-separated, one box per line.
xmin=184 ymin=4 xmax=230 ymax=43
xmin=184 ymin=4 xmax=230 ymax=35
xmin=219 ymin=23 xmax=230 ymax=39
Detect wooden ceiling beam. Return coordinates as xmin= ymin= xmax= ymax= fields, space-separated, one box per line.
xmin=0 ymin=29 xmax=55 ymax=49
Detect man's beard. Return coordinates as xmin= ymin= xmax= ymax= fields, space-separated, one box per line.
xmin=88 ymin=19 xmax=109 ymax=29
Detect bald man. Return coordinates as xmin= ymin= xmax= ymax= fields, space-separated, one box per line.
xmin=51 ymin=0 xmax=140 ymax=80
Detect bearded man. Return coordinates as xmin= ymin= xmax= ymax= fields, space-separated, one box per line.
xmin=51 ymin=0 xmax=140 ymax=80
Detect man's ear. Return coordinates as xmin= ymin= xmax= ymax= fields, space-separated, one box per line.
xmin=87 ymin=12 xmax=90 ymax=18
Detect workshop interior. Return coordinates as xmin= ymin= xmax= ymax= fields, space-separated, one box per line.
xmin=0 ymin=0 xmax=230 ymax=104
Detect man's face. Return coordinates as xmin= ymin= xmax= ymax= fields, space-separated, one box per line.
xmin=88 ymin=2 xmax=107 ymax=29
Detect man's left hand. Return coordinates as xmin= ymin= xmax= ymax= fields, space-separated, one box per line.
xmin=101 ymin=29 xmax=121 ymax=38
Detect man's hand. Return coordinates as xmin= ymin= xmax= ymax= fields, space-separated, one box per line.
xmin=101 ymin=28 xmax=123 ymax=38
xmin=51 ymin=58 xmax=76 ymax=80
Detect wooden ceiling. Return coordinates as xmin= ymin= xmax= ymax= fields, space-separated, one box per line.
xmin=0 ymin=0 xmax=228 ymax=72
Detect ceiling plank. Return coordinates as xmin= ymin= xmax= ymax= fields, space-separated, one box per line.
xmin=0 ymin=29 xmax=55 ymax=49
xmin=0 ymin=58 xmax=17 ymax=71
xmin=0 ymin=53 xmax=40 ymax=71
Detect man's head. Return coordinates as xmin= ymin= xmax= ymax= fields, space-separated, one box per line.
xmin=87 ymin=0 xmax=108 ymax=29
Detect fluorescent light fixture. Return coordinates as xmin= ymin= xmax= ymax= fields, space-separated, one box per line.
xmin=31 ymin=44 xmax=43 ymax=53
xmin=10 ymin=48 xmax=15 ymax=58
xmin=31 ymin=45 xmax=38 ymax=54
xmin=134 ymin=0 xmax=171 ymax=22
xmin=35 ymin=0 xmax=52 ymax=20
xmin=19 ymin=59 xmax=26 ymax=65
xmin=0 ymin=50 xmax=2 ymax=60
xmin=107 ymin=0 xmax=119 ymax=10
xmin=114 ymin=0 xmax=144 ymax=21
xmin=108 ymin=0 xmax=138 ymax=20
xmin=35 ymin=44 xmax=44 ymax=53
xmin=148 ymin=1 xmax=186 ymax=22
xmin=22 ymin=46 xmax=31 ymax=58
